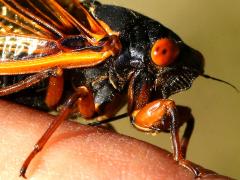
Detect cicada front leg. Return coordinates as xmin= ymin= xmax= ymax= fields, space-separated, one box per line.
xmin=130 ymin=99 xmax=212 ymax=177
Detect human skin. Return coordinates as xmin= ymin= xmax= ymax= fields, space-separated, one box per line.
xmin=0 ymin=100 xmax=231 ymax=180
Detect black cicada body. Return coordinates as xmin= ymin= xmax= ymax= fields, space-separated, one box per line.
xmin=0 ymin=0 xmax=216 ymax=178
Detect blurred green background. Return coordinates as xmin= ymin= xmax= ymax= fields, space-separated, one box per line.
xmin=99 ymin=0 xmax=240 ymax=179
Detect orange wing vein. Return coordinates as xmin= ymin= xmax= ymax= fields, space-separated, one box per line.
xmin=0 ymin=0 xmax=115 ymax=75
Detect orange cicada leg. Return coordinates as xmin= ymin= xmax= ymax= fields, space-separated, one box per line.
xmin=76 ymin=86 xmax=96 ymax=119
xmin=19 ymin=89 xmax=83 ymax=178
xmin=19 ymin=85 xmax=100 ymax=178
xmin=45 ymin=68 xmax=64 ymax=108
xmin=130 ymin=99 xmax=204 ymax=177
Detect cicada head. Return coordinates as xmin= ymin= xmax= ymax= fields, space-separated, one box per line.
xmin=145 ymin=19 xmax=205 ymax=98
xmin=93 ymin=3 xmax=205 ymax=98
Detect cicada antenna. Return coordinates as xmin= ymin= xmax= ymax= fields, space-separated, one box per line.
xmin=201 ymin=74 xmax=239 ymax=93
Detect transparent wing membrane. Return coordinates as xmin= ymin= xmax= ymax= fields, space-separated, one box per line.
xmin=0 ymin=0 xmax=115 ymax=74
xmin=0 ymin=35 xmax=59 ymax=61
xmin=0 ymin=1 xmax=55 ymax=38
xmin=0 ymin=0 xmax=107 ymax=40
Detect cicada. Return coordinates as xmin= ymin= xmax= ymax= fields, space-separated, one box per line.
xmin=0 ymin=0 xmax=237 ymax=178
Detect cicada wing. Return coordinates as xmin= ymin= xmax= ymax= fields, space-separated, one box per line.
xmin=0 ymin=35 xmax=60 ymax=61
xmin=56 ymin=0 xmax=108 ymax=42
xmin=0 ymin=0 xmax=58 ymax=39
xmin=0 ymin=0 xmax=114 ymax=74
xmin=0 ymin=0 xmax=74 ymax=62
xmin=0 ymin=0 xmax=108 ymax=40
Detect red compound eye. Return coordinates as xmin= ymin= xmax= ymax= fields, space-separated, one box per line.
xmin=151 ymin=38 xmax=180 ymax=67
